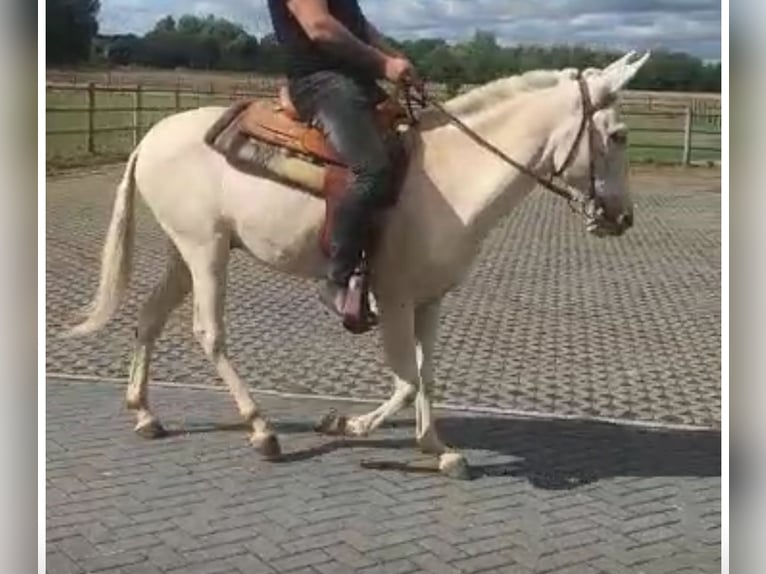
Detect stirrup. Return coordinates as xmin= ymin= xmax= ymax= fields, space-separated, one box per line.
xmin=341 ymin=260 xmax=378 ymax=334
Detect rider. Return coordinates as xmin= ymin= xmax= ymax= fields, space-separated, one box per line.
xmin=266 ymin=0 xmax=422 ymax=317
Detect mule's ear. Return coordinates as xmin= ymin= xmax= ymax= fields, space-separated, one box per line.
xmin=579 ymin=51 xmax=639 ymax=82
xmin=602 ymin=51 xmax=637 ymax=75
xmin=605 ymin=51 xmax=651 ymax=92
xmin=591 ymin=51 xmax=651 ymax=107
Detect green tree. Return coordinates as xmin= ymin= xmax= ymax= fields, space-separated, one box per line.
xmin=47 ymin=0 xmax=101 ymax=65
xmin=100 ymin=34 xmax=141 ymax=66
xmin=177 ymin=15 xmax=205 ymax=36
xmin=257 ymin=33 xmax=286 ymax=74
xmin=220 ymin=35 xmax=260 ymax=70
xmin=92 ymin=12 xmax=721 ymax=93
xmin=153 ymin=16 xmax=176 ymax=33
xmin=420 ymin=45 xmax=464 ymax=92
xmin=453 ymin=31 xmax=503 ymax=83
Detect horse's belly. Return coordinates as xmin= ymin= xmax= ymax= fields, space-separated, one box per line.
xmin=222 ymin=167 xmax=328 ymax=278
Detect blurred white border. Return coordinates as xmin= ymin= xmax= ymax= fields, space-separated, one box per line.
xmin=732 ymin=0 xmax=766 ymax=571
xmin=721 ymin=0 xmax=729 ymax=573
xmin=37 ymin=2 xmax=45 ymax=573
xmin=32 ymin=1 xmax=738 ymax=573
xmin=38 ymin=0 xmax=46 ymax=571
xmin=0 ymin=0 xmax=43 ymax=571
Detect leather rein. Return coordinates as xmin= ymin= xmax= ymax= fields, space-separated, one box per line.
xmin=401 ymin=73 xmax=600 ymax=214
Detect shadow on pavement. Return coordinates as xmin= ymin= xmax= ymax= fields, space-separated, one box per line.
xmin=161 ymin=411 xmax=720 ymax=488
xmin=273 ymin=414 xmax=720 ymax=488
xmin=435 ymin=415 xmax=720 ymax=488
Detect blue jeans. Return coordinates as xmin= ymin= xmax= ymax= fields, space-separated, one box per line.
xmin=288 ymin=71 xmax=395 ymax=286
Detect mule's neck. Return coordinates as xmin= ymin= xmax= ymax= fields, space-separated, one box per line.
xmin=432 ymin=86 xmax=567 ymax=242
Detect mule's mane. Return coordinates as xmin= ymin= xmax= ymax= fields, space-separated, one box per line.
xmin=413 ymin=65 xmax=606 ymax=131
xmin=442 ymin=67 xmax=582 ymax=117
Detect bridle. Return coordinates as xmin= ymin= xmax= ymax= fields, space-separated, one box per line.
xmin=401 ymin=72 xmax=603 ymax=219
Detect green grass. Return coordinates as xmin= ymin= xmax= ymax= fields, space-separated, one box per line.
xmin=46 ymin=87 xmax=251 ymax=162
xmin=621 ymin=111 xmax=720 ymax=164
xmin=46 ymin=86 xmax=721 ymax=167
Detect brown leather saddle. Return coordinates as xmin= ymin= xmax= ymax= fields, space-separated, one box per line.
xmin=204 ymin=86 xmax=415 ymax=334
xmin=244 ymin=86 xmax=409 ymax=165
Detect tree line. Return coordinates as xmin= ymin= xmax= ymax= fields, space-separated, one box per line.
xmin=47 ymin=1 xmax=721 ymax=93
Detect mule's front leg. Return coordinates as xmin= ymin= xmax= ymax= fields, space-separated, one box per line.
xmin=415 ymin=299 xmax=469 ymax=479
xmin=344 ymin=299 xmax=419 ymax=437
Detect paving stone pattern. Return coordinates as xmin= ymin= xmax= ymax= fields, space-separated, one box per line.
xmin=46 ymin=379 xmax=721 ymax=574
xmin=46 ymin=166 xmax=721 ymax=428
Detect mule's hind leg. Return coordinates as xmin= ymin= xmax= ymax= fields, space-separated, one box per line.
xmin=184 ymin=233 xmax=281 ymax=459
xmin=126 ymin=242 xmax=191 ymax=438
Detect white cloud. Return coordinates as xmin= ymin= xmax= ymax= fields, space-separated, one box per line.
xmin=97 ymin=0 xmax=721 ymax=59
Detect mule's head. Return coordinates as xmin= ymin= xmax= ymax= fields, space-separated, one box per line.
xmin=545 ymin=51 xmax=650 ymax=237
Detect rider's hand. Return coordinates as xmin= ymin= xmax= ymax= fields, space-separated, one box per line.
xmin=383 ymin=56 xmax=423 ymax=92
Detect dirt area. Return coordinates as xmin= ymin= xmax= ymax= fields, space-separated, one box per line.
xmin=629 ymin=163 xmax=722 ymax=193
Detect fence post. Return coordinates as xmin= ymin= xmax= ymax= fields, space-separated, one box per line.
xmin=682 ymin=106 xmax=692 ymax=165
xmin=174 ymin=85 xmax=181 ymax=113
xmin=133 ymin=84 xmax=143 ymax=147
xmin=87 ymin=82 xmax=96 ymax=154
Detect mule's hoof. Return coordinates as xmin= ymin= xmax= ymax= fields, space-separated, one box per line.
xmin=252 ymin=433 xmax=282 ymax=461
xmin=439 ymin=452 xmax=471 ymax=480
xmin=135 ymin=420 xmax=167 ymax=439
xmin=314 ymin=411 xmax=348 ymax=436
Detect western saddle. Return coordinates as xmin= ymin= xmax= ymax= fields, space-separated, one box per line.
xmin=204 ymin=86 xmax=415 ymax=334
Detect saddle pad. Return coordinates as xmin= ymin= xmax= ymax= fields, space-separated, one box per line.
xmin=239 ymin=100 xmax=344 ymax=165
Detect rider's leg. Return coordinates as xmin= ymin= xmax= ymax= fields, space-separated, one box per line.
xmin=289 ymin=72 xmax=394 ymax=313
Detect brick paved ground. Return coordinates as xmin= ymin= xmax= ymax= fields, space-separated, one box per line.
xmin=46 ymin=164 xmax=722 ymax=572
xmin=46 ymin=166 xmax=721 ymax=428
xmin=46 ymin=378 xmax=721 ymax=574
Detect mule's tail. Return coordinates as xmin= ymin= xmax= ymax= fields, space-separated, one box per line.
xmin=68 ymin=148 xmax=139 ymax=336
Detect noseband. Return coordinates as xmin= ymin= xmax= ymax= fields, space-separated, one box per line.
xmin=405 ymin=72 xmax=601 ymax=215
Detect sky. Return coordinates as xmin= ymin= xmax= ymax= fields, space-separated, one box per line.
xmin=98 ymin=0 xmax=722 ymax=61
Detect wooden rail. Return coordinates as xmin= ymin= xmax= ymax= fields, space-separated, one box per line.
xmin=46 ymin=83 xmax=721 ymax=165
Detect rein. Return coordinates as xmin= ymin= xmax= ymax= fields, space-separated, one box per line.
xmin=401 ymin=73 xmax=599 ymax=213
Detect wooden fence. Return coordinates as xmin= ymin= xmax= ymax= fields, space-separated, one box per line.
xmin=46 ymin=82 xmax=721 ymax=165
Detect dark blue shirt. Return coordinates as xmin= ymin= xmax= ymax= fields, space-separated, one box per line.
xmin=267 ymin=0 xmax=374 ymax=81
